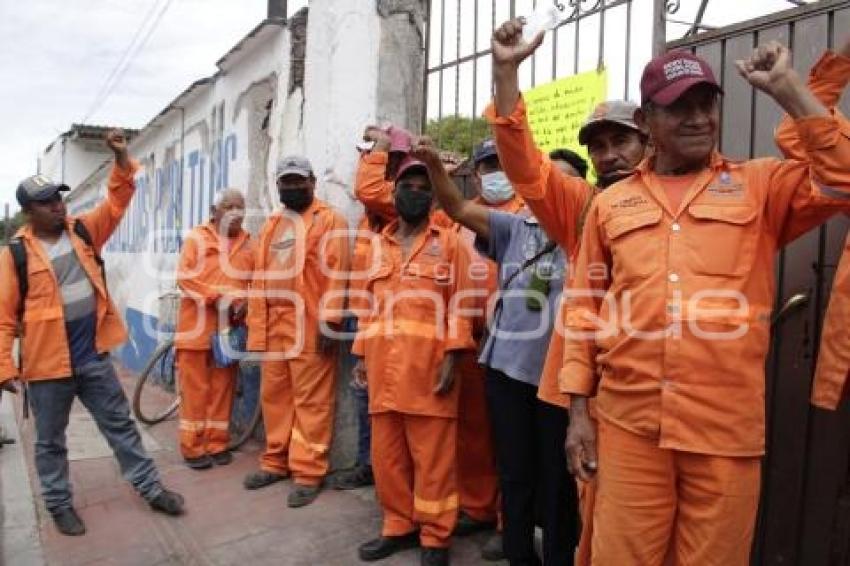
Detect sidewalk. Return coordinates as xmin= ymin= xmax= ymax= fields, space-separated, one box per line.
xmin=1 ymin=365 xmax=503 ymax=566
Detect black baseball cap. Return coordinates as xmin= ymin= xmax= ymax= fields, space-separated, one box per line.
xmin=16 ymin=175 xmax=70 ymax=207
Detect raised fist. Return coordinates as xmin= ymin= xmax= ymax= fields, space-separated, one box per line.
xmin=492 ymin=18 xmax=544 ymax=68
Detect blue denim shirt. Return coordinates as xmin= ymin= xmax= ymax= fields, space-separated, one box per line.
xmin=476 ymin=211 xmax=567 ymax=386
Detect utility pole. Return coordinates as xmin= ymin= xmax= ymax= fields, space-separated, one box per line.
xmin=652 ymin=0 xmax=668 ymax=56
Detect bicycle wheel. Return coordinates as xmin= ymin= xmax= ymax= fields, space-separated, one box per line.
xmin=228 ymin=363 xmax=262 ymax=450
xmin=132 ymin=340 xmax=180 ymax=426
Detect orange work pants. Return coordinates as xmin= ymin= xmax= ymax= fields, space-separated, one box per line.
xmin=259 ymin=353 xmax=336 ymax=486
xmin=456 ymin=352 xmax=499 ymax=522
xmin=575 ymin=479 xmax=597 ymax=566
xmin=372 ymin=412 xmax=459 ymax=548
xmin=591 ymin=419 xmax=761 ymax=566
xmin=176 ymin=349 xmax=237 ymax=459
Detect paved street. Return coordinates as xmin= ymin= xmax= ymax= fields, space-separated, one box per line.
xmin=1 ymin=364 xmax=502 ymax=566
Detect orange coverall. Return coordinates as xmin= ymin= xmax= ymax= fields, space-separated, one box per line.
xmin=355 ymin=151 xmax=507 ymax=523
xmin=351 ymin=217 xmax=476 ymax=548
xmin=0 ymin=163 xmax=138 ymax=384
xmin=247 ymin=199 xmax=349 ymax=486
xmin=485 ymin=98 xmax=597 ymax=565
xmin=775 ymin=51 xmax=850 ymax=410
xmin=174 ymin=222 xmax=255 ymax=459
xmin=560 ymin=108 xmax=850 ymax=566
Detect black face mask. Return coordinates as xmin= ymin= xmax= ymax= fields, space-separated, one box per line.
xmin=279 ymin=188 xmax=313 ymax=212
xmin=394 ymin=186 xmax=432 ymax=224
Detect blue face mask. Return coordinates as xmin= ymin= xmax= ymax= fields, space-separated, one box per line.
xmin=480 ymin=171 xmax=515 ymax=204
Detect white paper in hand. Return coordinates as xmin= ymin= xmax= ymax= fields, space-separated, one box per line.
xmin=521 ymin=5 xmax=559 ymax=43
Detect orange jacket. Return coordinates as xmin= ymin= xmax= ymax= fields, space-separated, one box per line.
xmin=246 ymin=198 xmax=349 ymax=355
xmin=353 ymin=151 xmax=523 ymax=336
xmin=560 ymin=111 xmax=850 ymax=457
xmin=351 ymin=218 xmax=476 ymax=418
xmin=174 ymin=222 xmax=255 ymax=350
xmin=775 ymin=51 xmax=850 ymax=410
xmin=485 ymin=98 xmax=597 ymax=408
xmin=0 ymin=162 xmax=139 ymax=383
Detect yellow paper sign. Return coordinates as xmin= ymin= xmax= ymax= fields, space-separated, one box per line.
xmin=525 ymin=69 xmax=608 ymax=174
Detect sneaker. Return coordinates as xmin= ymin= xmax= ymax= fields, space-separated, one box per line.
xmin=149 ymin=489 xmax=185 ymax=516
xmin=51 ymin=507 xmax=86 ymax=536
xmin=184 ymin=455 xmax=213 ymax=470
xmin=333 ymin=464 xmax=374 ymax=490
xmin=243 ymin=470 xmax=288 ymax=490
xmin=287 ymin=484 xmax=321 ymax=508
xmin=481 ymin=533 xmax=505 ymax=562
xmin=211 ymin=451 xmax=233 ymax=466
xmin=358 ymin=532 xmax=420 ymax=561
xmin=421 ymin=547 xmax=450 ymax=566
xmin=453 ymin=511 xmax=496 ymax=536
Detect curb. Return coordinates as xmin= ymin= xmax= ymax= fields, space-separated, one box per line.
xmin=0 ymin=392 xmax=45 ymax=565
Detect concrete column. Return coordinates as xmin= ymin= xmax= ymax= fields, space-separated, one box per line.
xmin=300 ymin=0 xmax=427 ymax=469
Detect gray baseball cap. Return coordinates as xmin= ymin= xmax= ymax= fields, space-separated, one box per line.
xmin=16 ymin=175 xmax=70 ymax=207
xmin=578 ymin=100 xmax=641 ymax=145
xmin=276 ymin=155 xmax=314 ymax=178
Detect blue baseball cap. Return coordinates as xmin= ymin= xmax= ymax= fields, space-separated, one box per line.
xmin=16 ymin=175 xmax=70 ymax=207
xmin=472 ymin=139 xmax=499 ymax=164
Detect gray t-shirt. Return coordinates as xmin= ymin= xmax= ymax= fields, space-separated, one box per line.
xmin=39 ymin=231 xmax=98 ymax=368
xmin=476 ymin=211 xmax=567 ymax=386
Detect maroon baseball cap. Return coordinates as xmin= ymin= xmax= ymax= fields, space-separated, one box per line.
xmin=640 ymin=50 xmax=722 ymax=106
xmin=395 ymin=157 xmax=429 ymax=181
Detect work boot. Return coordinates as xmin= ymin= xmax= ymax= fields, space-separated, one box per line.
xmin=421 ymin=547 xmax=450 ymax=566
xmin=184 ymin=455 xmax=213 ymax=470
xmin=287 ymin=484 xmax=321 ymax=508
xmin=358 ymin=532 xmax=420 ymax=561
xmin=481 ymin=533 xmax=505 ymax=561
xmin=211 ymin=451 xmax=233 ymax=466
xmin=149 ymin=489 xmax=185 ymax=516
xmin=243 ymin=470 xmax=288 ymax=490
xmin=333 ymin=464 xmax=374 ymax=490
xmin=453 ymin=511 xmax=496 ymax=536
xmin=51 ymin=507 xmax=86 ymax=536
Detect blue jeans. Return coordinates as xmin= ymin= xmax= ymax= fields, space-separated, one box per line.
xmin=27 ymin=355 xmax=163 ymax=513
xmin=343 ymin=316 xmax=371 ymax=467
xmin=352 ymin=385 xmax=371 ymax=467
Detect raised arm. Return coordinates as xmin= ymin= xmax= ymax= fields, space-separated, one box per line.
xmin=488 ymin=19 xmax=594 ymax=254
xmin=411 ymin=137 xmax=491 ymax=240
xmin=78 ymin=129 xmax=139 ymax=251
xmin=737 ymin=42 xmax=850 ymax=242
xmin=775 ymin=35 xmax=850 ymax=160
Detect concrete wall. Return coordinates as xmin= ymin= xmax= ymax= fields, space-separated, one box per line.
xmin=63 ymin=2 xmax=428 ymax=470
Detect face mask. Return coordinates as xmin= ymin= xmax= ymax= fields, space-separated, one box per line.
xmin=480 ymin=171 xmax=515 ymax=204
xmin=279 ymin=188 xmax=313 ymax=212
xmin=394 ymin=185 xmax=432 ymax=224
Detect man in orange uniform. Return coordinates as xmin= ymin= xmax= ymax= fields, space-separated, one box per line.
xmin=557 ymin=40 xmax=850 ymax=565
xmin=774 ymin=36 xmax=850 ymax=411
xmin=243 ymin=156 xmax=349 ymax=508
xmin=0 ymin=130 xmax=184 ymax=537
xmin=174 ymin=189 xmax=255 ymax=469
xmin=488 ymin=20 xmax=650 ymax=565
xmin=356 ymin=127 xmax=507 ymax=551
xmin=355 ymin=159 xmax=476 ymax=566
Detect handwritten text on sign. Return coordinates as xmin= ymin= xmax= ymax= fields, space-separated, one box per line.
xmin=525 ymin=69 xmax=608 ymax=157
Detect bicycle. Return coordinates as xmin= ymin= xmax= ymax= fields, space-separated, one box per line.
xmin=131 ymin=291 xmax=262 ymax=450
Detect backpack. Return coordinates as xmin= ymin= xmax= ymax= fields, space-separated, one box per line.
xmin=8 ymin=219 xmax=105 ymax=320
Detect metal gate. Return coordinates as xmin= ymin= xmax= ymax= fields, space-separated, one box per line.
xmin=423 ymin=0 xmax=651 ymax=142
xmin=670 ymin=2 xmax=850 ymax=564
xmin=424 ymin=0 xmax=850 ymax=564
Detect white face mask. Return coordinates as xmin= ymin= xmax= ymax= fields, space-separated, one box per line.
xmin=480 ymin=171 xmax=515 ymax=204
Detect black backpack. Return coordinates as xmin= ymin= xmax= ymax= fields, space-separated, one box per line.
xmin=8 ymin=219 xmax=105 ymax=320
